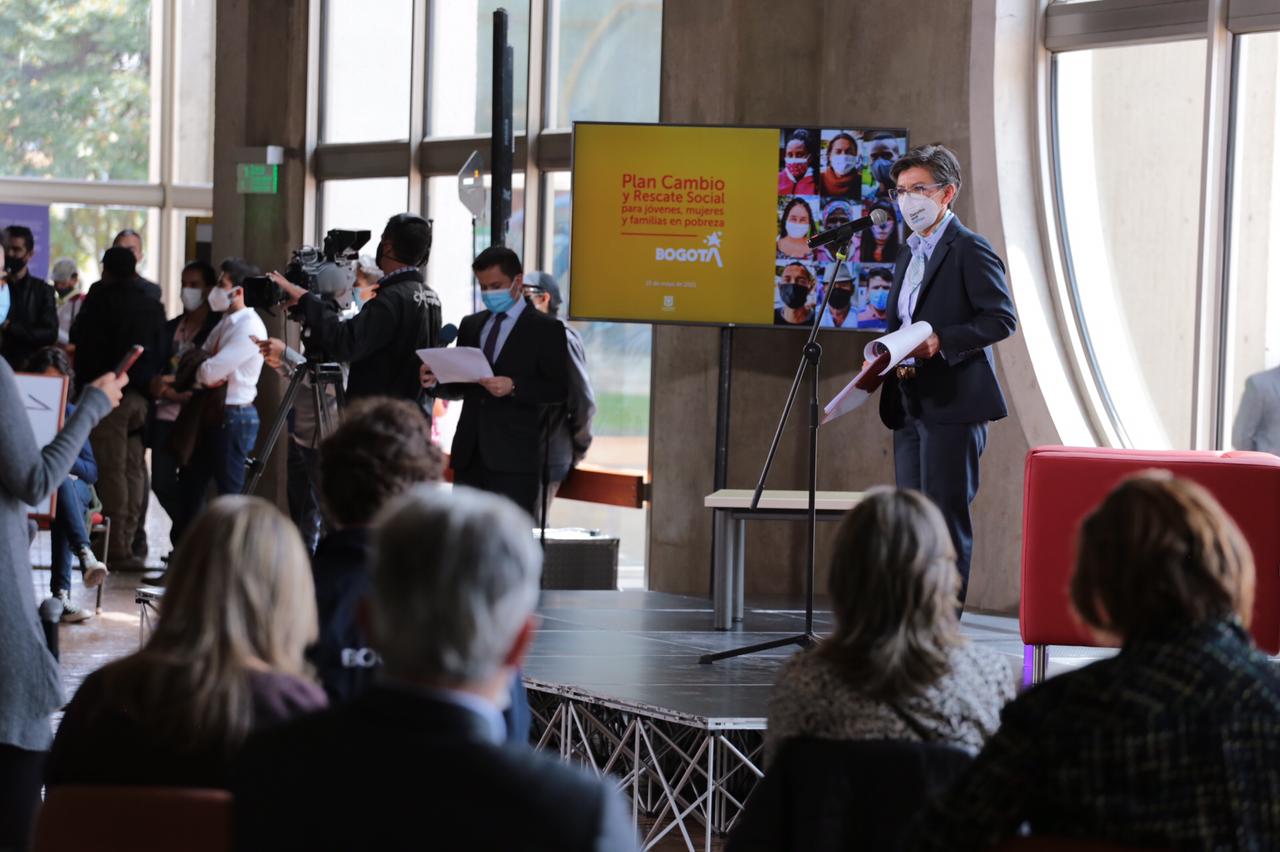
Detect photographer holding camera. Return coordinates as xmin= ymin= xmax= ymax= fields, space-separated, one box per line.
xmin=273 ymin=213 xmax=441 ymax=406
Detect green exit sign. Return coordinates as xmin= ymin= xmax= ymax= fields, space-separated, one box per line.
xmin=236 ymin=163 xmax=279 ymax=194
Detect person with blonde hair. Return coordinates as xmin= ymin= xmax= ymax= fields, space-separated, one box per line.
xmin=45 ymin=496 xmax=326 ymax=788
xmin=911 ymin=472 xmax=1280 ymax=850
xmin=765 ymin=487 xmax=1014 ymax=765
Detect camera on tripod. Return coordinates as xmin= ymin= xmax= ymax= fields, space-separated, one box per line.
xmin=242 ymin=228 xmax=371 ymax=309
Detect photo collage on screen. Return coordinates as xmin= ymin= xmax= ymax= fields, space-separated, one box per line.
xmin=774 ymin=127 xmax=908 ymax=330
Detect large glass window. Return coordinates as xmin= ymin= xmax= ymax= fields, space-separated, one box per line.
xmin=540 ymin=171 xmax=650 ymax=569
xmin=1226 ymin=32 xmax=1280 ymax=449
xmin=175 ymin=0 xmax=215 ymax=183
xmin=545 ymin=0 xmax=661 ymax=128
xmin=49 ymin=205 xmax=156 ymax=284
xmin=425 ymin=173 xmax=525 ymax=324
xmin=321 ymin=0 xmax=414 ymax=143
xmin=319 ymin=178 xmax=410 ymax=241
xmin=428 ymin=0 xmax=530 ymax=136
xmin=1055 ymin=40 xmax=1207 ymax=448
xmin=0 ymin=0 xmax=153 ymax=180
xmin=316 ymin=0 xmax=659 ymax=579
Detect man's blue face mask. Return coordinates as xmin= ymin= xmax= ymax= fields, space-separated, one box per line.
xmin=482 ymin=289 xmax=517 ymax=314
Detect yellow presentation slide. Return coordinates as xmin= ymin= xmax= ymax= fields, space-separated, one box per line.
xmin=570 ymin=123 xmax=780 ymax=325
xmin=570 ymin=122 xmax=911 ymax=329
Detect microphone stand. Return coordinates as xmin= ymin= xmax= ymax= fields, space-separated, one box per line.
xmin=700 ymin=234 xmax=854 ymax=664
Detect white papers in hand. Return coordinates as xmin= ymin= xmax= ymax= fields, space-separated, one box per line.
xmin=416 ymin=347 xmax=494 ymax=384
xmin=821 ymin=321 xmax=934 ymax=424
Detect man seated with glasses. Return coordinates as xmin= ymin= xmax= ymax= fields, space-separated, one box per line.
xmin=874 ymin=144 xmax=1018 ymax=611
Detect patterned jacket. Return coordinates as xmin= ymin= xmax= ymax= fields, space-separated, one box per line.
xmin=908 ymin=620 xmax=1280 ymax=851
xmin=765 ymin=641 xmax=1016 ymax=766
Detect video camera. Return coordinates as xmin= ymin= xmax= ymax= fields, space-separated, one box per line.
xmin=242 ymin=228 xmax=371 ymax=310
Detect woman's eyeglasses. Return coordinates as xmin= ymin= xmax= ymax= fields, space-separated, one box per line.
xmin=888 ymin=182 xmax=945 ymax=202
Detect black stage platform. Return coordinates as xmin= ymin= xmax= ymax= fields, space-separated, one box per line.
xmin=526 ymin=590 xmax=836 ymax=726
xmin=523 ymin=590 xmax=1032 ymax=851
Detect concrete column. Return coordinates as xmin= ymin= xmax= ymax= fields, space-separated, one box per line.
xmin=213 ymin=0 xmax=312 ymax=509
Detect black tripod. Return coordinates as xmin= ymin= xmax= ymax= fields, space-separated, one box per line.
xmin=699 ymin=236 xmax=854 ymax=664
xmin=243 ymin=357 xmax=346 ymax=495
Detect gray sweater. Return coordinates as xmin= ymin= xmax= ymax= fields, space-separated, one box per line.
xmin=0 ymin=358 xmax=111 ymax=751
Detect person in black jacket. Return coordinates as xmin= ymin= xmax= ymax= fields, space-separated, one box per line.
xmin=275 ymin=213 xmax=441 ymax=405
xmin=233 ymin=484 xmax=640 ymax=852
xmin=307 ymin=397 xmax=444 ymax=704
xmin=1 ymin=225 xmax=58 ymax=369
xmin=422 ymin=247 xmax=569 ymax=518
xmin=877 ymin=144 xmax=1017 ymax=607
xmin=306 ymin=397 xmax=533 ymax=744
xmin=69 ymin=247 xmax=166 ymax=568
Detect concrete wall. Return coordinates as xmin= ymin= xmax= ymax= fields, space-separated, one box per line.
xmin=651 ymin=0 xmax=1031 ymax=612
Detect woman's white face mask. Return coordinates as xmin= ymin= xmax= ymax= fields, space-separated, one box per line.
xmin=180 ymin=287 xmax=205 ymax=312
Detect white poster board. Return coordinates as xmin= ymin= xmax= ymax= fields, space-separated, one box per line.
xmin=17 ymin=373 xmax=69 ymax=517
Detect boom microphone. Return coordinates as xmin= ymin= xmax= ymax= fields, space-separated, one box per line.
xmin=807 ymin=207 xmax=891 ymax=250
xmin=439 ymin=324 xmax=458 ymax=346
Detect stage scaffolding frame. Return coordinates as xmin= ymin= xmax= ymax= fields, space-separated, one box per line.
xmin=527 ymin=680 xmax=766 ymax=852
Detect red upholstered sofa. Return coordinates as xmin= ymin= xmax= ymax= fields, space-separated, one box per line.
xmin=1020 ymin=446 xmax=1280 ymax=682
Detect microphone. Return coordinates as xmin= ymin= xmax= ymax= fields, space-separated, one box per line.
xmin=439 ymin=324 xmax=458 ymax=346
xmin=807 ymin=207 xmax=891 ymax=250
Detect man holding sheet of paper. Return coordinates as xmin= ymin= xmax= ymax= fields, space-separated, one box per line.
xmin=877 ymin=144 xmax=1017 ymax=607
xmin=421 ymin=246 xmax=568 ymax=518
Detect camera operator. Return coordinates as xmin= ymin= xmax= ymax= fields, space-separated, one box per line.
xmin=253 ymin=266 xmax=354 ymax=552
xmin=273 ymin=213 xmax=440 ymax=406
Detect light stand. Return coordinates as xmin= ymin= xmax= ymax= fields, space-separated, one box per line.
xmin=699 ymin=237 xmax=853 ymax=664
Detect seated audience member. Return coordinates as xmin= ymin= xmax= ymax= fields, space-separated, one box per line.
xmin=309 ymin=397 xmax=445 ymax=703
xmin=25 ymin=347 xmax=108 ymax=623
xmin=49 ymin=258 xmax=85 ymax=348
xmin=233 ymin=485 xmax=640 ymax=852
xmin=909 ymin=472 xmax=1280 ymax=850
xmin=308 ymin=398 xmax=532 ymax=744
xmin=44 ymin=496 xmax=325 ymax=789
xmin=765 ymin=488 xmax=1014 ymax=765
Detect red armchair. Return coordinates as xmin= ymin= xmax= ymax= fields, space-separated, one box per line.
xmin=1020 ymin=446 xmax=1280 ymax=682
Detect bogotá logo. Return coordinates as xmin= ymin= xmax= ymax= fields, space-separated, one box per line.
xmin=655 ymin=232 xmax=723 ymax=268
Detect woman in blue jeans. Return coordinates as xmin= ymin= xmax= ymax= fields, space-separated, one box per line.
xmin=26 ymin=347 xmax=108 ymax=622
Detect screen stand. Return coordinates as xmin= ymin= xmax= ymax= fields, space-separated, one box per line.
xmin=699 ymin=238 xmax=852 ymax=664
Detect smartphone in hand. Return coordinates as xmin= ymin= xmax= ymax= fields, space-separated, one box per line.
xmin=114 ymin=344 xmax=145 ymax=377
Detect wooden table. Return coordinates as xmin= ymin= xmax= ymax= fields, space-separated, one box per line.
xmin=704 ymin=489 xmax=863 ymax=629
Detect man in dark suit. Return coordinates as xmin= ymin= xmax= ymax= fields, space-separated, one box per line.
xmin=878 ymin=144 xmax=1017 ymax=606
xmin=233 ymin=484 xmax=640 ymax=852
xmin=422 ymin=246 xmax=569 ymax=518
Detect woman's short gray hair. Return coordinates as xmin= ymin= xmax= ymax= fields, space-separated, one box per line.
xmin=369 ymin=484 xmax=542 ymax=684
